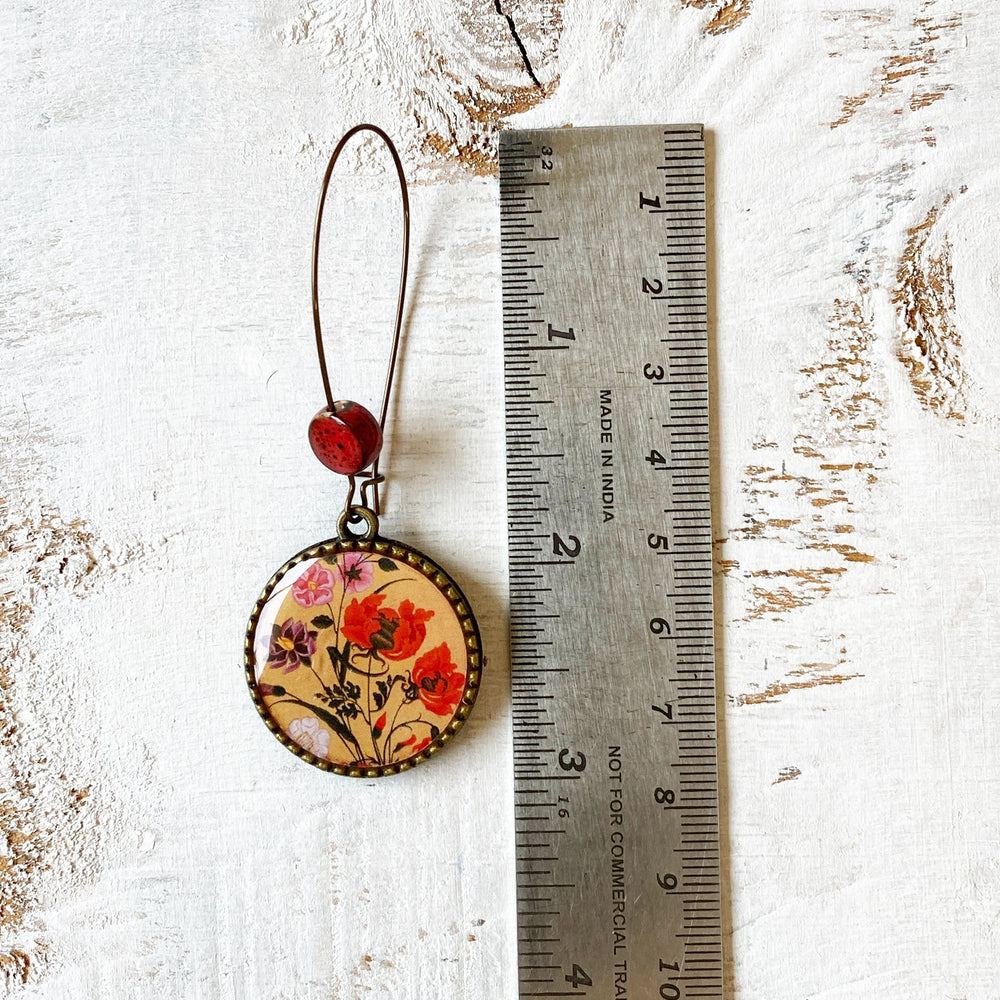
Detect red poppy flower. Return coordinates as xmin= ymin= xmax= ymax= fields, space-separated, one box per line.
xmin=342 ymin=593 xmax=392 ymax=649
xmin=382 ymin=599 xmax=434 ymax=661
xmin=411 ymin=643 xmax=465 ymax=716
xmin=342 ymin=593 xmax=434 ymax=659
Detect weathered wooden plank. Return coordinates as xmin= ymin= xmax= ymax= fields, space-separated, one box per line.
xmin=2 ymin=0 xmax=999 ymax=996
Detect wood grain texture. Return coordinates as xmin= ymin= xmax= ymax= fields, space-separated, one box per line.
xmin=280 ymin=0 xmax=562 ymax=176
xmin=2 ymin=0 xmax=999 ymax=997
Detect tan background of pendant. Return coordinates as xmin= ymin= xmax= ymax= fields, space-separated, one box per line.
xmin=3 ymin=2 xmax=1000 ymax=997
xmin=246 ymin=538 xmax=482 ymax=775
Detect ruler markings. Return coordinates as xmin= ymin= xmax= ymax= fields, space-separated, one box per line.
xmin=502 ymin=125 xmax=721 ymax=998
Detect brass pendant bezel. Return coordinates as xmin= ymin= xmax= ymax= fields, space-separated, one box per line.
xmin=245 ymin=535 xmax=483 ymax=777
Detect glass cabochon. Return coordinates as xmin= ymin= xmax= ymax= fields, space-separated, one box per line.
xmin=245 ymin=538 xmax=482 ymax=776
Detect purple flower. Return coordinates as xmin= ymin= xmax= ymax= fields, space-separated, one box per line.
xmin=267 ymin=618 xmax=317 ymax=674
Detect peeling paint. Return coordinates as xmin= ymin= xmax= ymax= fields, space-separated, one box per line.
xmin=772 ymin=766 xmax=802 ymax=785
xmin=0 ymin=492 xmax=102 ymax=981
xmin=743 ymin=567 xmax=847 ymax=621
xmin=0 ymin=418 xmax=147 ymax=986
xmin=717 ymin=558 xmax=740 ymax=577
xmin=0 ymin=493 xmax=101 ymax=986
xmin=411 ymin=0 xmax=562 ymax=176
xmin=893 ymin=193 xmax=969 ymax=420
xmin=828 ymin=4 xmax=964 ymax=132
xmin=420 ymin=73 xmax=558 ymax=176
xmin=734 ymin=293 xmax=886 ymax=558
xmin=734 ymin=662 xmax=864 ymax=707
xmin=718 ymin=285 xmax=890 ymax=698
xmin=5 ymin=0 xmax=999 ymax=989
xmin=679 ymin=0 xmax=754 ymax=35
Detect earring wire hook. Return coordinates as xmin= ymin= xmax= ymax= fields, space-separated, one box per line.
xmin=311 ymin=124 xmax=410 ymax=517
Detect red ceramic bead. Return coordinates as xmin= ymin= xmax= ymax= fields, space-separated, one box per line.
xmin=308 ymin=400 xmax=383 ymax=475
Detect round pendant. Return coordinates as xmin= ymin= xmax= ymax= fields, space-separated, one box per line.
xmin=244 ymin=536 xmax=482 ymax=777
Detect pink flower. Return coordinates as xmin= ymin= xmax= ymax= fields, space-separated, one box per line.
xmin=336 ymin=552 xmax=374 ymax=593
xmin=292 ymin=562 xmax=335 ymax=607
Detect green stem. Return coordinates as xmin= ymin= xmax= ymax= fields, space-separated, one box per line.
xmin=267 ymin=695 xmax=358 ymax=760
xmin=328 ymin=596 xmax=342 ymax=646
xmin=346 ymin=651 xmax=390 ymax=677
xmin=381 ymin=682 xmax=408 ymax=760
xmin=366 ymin=655 xmax=384 ymax=765
xmin=306 ymin=661 xmax=333 ymax=699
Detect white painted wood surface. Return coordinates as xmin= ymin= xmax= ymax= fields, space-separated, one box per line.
xmin=2 ymin=1 xmax=999 ymax=996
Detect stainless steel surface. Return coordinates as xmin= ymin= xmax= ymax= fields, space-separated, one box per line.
xmin=500 ymin=125 xmax=721 ymax=999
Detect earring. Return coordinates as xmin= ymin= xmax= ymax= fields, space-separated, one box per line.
xmin=244 ymin=125 xmax=483 ymax=777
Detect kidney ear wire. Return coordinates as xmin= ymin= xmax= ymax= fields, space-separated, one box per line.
xmin=310 ymin=123 xmax=410 ymax=519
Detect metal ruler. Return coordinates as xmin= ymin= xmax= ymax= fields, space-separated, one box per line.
xmin=500 ymin=125 xmax=721 ymax=999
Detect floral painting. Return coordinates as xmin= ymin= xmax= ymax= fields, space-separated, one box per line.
xmin=252 ymin=550 xmax=473 ymax=769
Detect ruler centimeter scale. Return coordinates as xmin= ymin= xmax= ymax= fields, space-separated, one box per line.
xmin=500 ymin=125 xmax=721 ymax=999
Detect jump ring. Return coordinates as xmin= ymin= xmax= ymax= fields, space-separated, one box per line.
xmin=337 ymin=505 xmax=379 ymax=542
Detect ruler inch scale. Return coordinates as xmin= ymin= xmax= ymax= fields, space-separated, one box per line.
xmin=501 ymin=125 xmax=722 ymax=999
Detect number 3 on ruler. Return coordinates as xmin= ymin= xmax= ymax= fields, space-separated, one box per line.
xmin=558 ymin=748 xmax=587 ymax=772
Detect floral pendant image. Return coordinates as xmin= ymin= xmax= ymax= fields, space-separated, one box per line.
xmin=245 ymin=537 xmax=482 ymax=776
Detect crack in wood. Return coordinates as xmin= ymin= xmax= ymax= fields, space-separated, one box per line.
xmin=281 ymin=1 xmax=562 ymax=175
xmin=493 ymin=0 xmax=542 ymax=88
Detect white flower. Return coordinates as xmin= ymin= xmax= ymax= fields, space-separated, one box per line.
xmin=288 ymin=716 xmax=331 ymax=757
